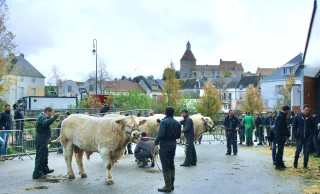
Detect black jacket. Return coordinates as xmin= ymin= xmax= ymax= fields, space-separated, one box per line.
xmin=275 ymin=111 xmax=289 ymax=138
xmin=293 ymin=112 xmax=313 ymax=139
xmin=223 ymin=115 xmax=240 ymax=131
xmin=0 ymin=111 xmax=13 ymax=130
xmin=100 ymin=106 xmax=110 ymax=115
xmin=180 ymin=115 xmax=194 ymax=141
xmin=255 ymin=117 xmax=263 ymax=127
xmin=263 ymin=116 xmax=274 ymax=127
xmin=14 ymin=110 xmax=24 ymax=122
xmin=154 ymin=116 xmax=181 ymax=146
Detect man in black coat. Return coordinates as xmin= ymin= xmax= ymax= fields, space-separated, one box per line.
xmin=274 ymin=106 xmax=290 ymax=170
xmin=224 ymin=110 xmax=240 ymax=155
xmin=0 ymin=104 xmax=13 ymax=156
xmin=154 ymin=106 xmax=181 ymax=193
xmin=293 ymin=104 xmax=313 ymax=168
xmin=263 ymin=112 xmax=274 ymax=143
xmin=180 ymin=109 xmax=197 ymax=166
xmin=255 ymin=113 xmax=264 ymax=145
xmin=14 ymin=104 xmax=24 ymax=142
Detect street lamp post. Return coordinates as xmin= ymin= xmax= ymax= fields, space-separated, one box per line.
xmin=92 ymin=39 xmax=98 ymax=97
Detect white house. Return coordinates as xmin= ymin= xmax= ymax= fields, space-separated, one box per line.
xmin=1 ymin=54 xmax=45 ymax=106
xmin=260 ymin=53 xmax=303 ymax=112
xmin=138 ymin=78 xmax=164 ymax=101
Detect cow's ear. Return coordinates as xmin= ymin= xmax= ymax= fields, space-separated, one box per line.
xmin=115 ymin=118 xmax=126 ymax=125
xmin=201 ymin=117 xmax=205 ymax=122
xmin=139 ymin=119 xmax=147 ymax=126
xmin=156 ymin=119 xmax=160 ymax=123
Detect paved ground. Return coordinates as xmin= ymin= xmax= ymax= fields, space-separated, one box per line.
xmin=0 ymin=141 xmax=308 ymax=194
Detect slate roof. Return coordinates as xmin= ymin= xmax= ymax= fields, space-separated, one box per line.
xmin=227 ymin=77 xmax=241 ymax=88
xmin=142 ymin=78 xmax=164 ymax=91
xmin=10 ymin=54 xmax=45 ymax=78
xmin=260 ymin=53 xmax=303 ymax=82
xmin=180 ymin=78 xmax=205 ymax=89
xmin=236 ymin=76 xmax=260 ymax=88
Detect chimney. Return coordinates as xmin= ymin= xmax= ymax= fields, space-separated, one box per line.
xmin=20 ymin=53 xmax=25 ymax=58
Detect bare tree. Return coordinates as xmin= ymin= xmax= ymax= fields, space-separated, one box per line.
xmin=87 ymin=61 xmax=113 ymax=94
xmin=47 ymin=65 xmax=65 ymax=86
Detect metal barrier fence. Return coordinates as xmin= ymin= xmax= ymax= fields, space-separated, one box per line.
xmin=0 ymin=128 xmax=60 ymax=160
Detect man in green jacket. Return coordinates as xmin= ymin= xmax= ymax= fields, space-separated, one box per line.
xmin=32 ymin=107 xmax=60 ymax=179
xmin=242 ymin=112 xmax=255 ymax=146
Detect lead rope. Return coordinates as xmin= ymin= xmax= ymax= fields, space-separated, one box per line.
xmin=150 ymin=143 xmax=162 ymax=172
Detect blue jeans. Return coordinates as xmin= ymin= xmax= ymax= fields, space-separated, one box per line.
xmin=0 ymin=136 xmax=4 ymax=147
xmin=295 ymin=137 xmax=311 ymax=165
xmin=0 ymin=131 xmax=10 ymax=156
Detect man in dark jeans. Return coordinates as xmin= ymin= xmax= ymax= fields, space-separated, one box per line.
xmin=293 ymin=104 xmax=312 ymax=168
xmin=255 ymin=113 xmax=264 ymax=145
xmin=14 ymin=104 xmax=25 ymax=142
xmin=154 ymin=106 xmax=181 ymax=193
xmin=180 ymin=109 xmax=197 ymax=166
xmin=224 ymin=110 xmax=240 ymax=155
xmin=274 ymin=105 xmax=290 ymax=170
xmin=263 ymin=112 xmax=274 ymax=143
xmin=238 ymin=115 xmax=245 ymax=145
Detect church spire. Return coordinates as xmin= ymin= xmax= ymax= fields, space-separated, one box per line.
xmin=186 ymin=41 xmax=191 ymax=50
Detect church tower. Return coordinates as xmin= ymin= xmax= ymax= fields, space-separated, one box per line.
xmin=180 ymin=41 xmax=196 ymax=78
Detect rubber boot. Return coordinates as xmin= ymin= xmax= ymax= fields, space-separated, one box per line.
xmin=158 ymin=171 xmax=172 ymax=193
xmin=293 ymin=155 xmax=299 ymax=168
xmin=170 ymin=169 xmax=175 ymax=191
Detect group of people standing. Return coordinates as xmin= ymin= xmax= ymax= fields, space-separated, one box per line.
xmin=0 ymin=103 xmax=25 ymax=160
xmin=223 ymin=105 xmax=320 ymax=172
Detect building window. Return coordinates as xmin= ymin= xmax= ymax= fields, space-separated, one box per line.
xmin=89 ymin=85 xmax=94 ymax=92
xmin=19 ymin=77 xmax=24 ymax=82
xmin=282 ymin=68 xmax=290 ymax=75
xmin=201 ymin=67 xmax=205 ymax=76
xmin=31 ymin=88 xmax=36 ymax=96
xmin=193 ymin=72 xmax=196 ymax=78
xmin=151 ymin=84 xmax=158 ymax=90
xmin=229 ymin=93 xmax=232 ymax=100
xmin=19 ymin=87 xmax=24 ymax=98
xmin=31 ymin=77 xmax=36 ymax=82
xmin=289 ymin=68 xmax=294 ymax=74
xmin=68 ymin=86 xmax=72 ymax=92
xmin=275 ymin=85 xmax=283 ymax=94
xmin=223 ymin=93 xmax=227 ymax=100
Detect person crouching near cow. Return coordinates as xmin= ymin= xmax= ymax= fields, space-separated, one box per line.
xmin=32 ymin=107 xmax=60 ymax=179
xmin=134 ymin=132 xmax=155 ymax=168
xmin=154 ymin=106 xmax=181 ymax=193
xmin=224 ymin=110 xmax=240 ymax=155
xmin=180 ymin=109 xmax=197 ymax=166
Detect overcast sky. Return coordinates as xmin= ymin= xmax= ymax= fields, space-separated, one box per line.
xmin=7 ymin=0 xmax=314 ymax=81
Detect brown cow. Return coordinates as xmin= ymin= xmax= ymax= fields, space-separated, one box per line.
xmin=57 ymin=114 xmax=147 ymax=185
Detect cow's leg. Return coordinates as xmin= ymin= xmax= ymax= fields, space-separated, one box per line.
xmin=63 ymin=142 xmax=75 ymax=179
xmin=99 ymin=149 xmax=114 ymax=185
xmin=75 ymin=149 xmax=87 ymax=178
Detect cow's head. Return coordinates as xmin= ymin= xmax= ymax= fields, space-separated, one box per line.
xmin=201 ymin=117 xmax=215 ymax=133
xmin=116 ymin=115 xmax=147 ymax=143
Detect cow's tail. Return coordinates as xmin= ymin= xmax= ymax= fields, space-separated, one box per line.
xmin=51 ymin=136 xmax=61 ymax=143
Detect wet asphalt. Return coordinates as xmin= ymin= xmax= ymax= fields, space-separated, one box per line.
xmin=0 ymin=141 xmax=307 ymax=194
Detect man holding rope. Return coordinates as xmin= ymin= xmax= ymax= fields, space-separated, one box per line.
xmin=224 ymin=110 xmax=240 ymax=155
xmin=154 ymin=106 xmax=181 ymax=193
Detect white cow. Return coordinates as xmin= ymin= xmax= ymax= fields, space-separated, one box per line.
xmin=56 ymin=114 xmax=147 ymax=185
